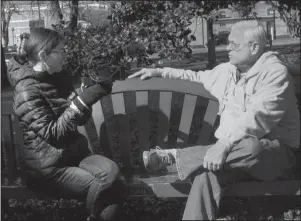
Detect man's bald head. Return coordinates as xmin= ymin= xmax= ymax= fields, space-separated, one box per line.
xmin=227 ymin=20 xmax=269 ymax=68
xmin=229 ymin=20 xmax=268 ymax=52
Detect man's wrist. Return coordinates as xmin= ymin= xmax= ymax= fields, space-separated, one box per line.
xmin=217 ymin=138 xmax=234 ymax=153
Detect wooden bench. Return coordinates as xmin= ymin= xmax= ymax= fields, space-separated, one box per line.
xmin=2 ymin=78 xmax=300 ymax=215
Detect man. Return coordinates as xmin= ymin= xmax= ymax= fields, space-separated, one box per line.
xmin=128 ymin=20 xmax=300 ymax=220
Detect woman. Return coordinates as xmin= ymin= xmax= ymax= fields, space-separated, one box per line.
xmin=7 ymin=27 xmax=128 ymax=221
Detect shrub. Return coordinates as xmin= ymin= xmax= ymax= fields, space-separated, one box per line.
xmin=53 ymin=2 xmax=201 ymax=80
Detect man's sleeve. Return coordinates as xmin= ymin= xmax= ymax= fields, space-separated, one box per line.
xmin=221 ymin=66 xmax=292 ymax=146
xmin=161 ymin=64 xmax=227 ymax=93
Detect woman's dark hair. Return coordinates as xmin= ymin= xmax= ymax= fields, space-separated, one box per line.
xmin=21 ymin=27 xmax=62 ymax=63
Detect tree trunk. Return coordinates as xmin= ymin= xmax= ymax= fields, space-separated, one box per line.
xmin=2 ymin=20 xmax=9 ymax=50
xmin=69 ymin=0 xmax=78 ymax=31
xmin=45 ymin=0 xmax=63 ymax=29
xmin=1 ymin=44 xmax=9 ymax=89
xmin=206 ymin=19 xmax=216 ymax=69
xmin=1 ymin=8 xmax=12 ymax=50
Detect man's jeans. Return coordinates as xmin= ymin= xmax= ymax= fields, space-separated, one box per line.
xmin=29 ymin=134 xmax=128 ymax=219
xmin=174 ymin=137 xmax=296 ymax=220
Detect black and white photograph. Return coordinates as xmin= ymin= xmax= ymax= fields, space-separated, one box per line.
xmin=1 ymin=1 xmax=300 ymax=220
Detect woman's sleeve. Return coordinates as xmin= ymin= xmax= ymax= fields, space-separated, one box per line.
xmin=14 ymin=88 xmax=91 ymax=145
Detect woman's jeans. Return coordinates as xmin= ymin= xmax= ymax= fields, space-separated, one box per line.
xmin=28 ymin=135 xmax=128 ymax=219
xmin=174 ymin=137 xmax=296 ymax=220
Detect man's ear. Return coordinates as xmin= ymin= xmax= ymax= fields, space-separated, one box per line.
xmin=38 ymin=50 xmax=47 ymax=61
xmin=251 ymin=41 xmax=260 ymax=54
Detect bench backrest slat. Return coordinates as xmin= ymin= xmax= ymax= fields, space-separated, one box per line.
xmin=148 ymin=90 xmax=160 ymax=147
xmin=99 ymin=95 xmax=117 ymax=159
xmin=156 ymin=92 xmax=172 ymax=148
xmin=167 ymin=92 xmax=185 ymax=148
xmin=84 ymin=117 xmax=101 ymax=154
xmin=91 ymin=101 xmax=105 ymax=139
xmin=196 ymin=99 xmax=220 ymax=145
xmin=111 ymin=93 xmax=133 ymax=170
xmin=135 ymin=91 xmax=150 ymax=152
xmin=177 ymin=94 xmax=197 ymax=146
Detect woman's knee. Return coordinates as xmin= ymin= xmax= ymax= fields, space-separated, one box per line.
xmin=79 ymin=155 xmax=120 ymax=185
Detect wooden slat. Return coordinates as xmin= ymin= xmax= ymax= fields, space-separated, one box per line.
xmin=112 ymin=94 xmax=126 ymax=115
xmin=168 ymin=92 xmax=185 ymax=149
xmin=123 ymin=91 xmax=139 ymax=168
xmin=208 ymin=116 xmax=220 ymax=144
xmin=104 ymin=115 xmax=124 ymax=167
xmin=156 ymin=92 xmax=172 ymax=149
xmin=123 ymin=91 xmax=137 ymax=115
xmin=100 ymin=95 xmax=116 ymax=160
xmin=196 ymin=100 xmax=219 ymax=145
xmin=93 ymin=99 xmax=112 ymax=158
xmin=79 ymin=103 xmax=103 ymax=154
xmin=187 ymin=96 xmax=209 ymax=145
xmin=91 ymin=101 xmax=105 ymax=139
xmin=77 ymin=125 xmax=93 ymax=151
xmin=136 ymin=91 xmax=150 ymax=151
xmin=177 ymin=94 xmax=197 ymax=146
xmin=83 ymin=117 xmax=101 ymax=154
xmin=2 ymin=115 xmax=17 ymax=184
xmin=102 ymin=95 xmax=124 ymax=165
xmin=148 ymin=91 xmax=160 ymax=147
xmin=111 ymin=93 xmax=133 ymax=171
xmin=101 ymin=95 xmax=115 ymax=120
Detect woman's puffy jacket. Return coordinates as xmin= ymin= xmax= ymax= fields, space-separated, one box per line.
xmin=7 ymin=56 xmax=90 ymax=178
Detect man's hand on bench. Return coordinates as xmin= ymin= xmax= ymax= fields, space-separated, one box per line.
xmin=128 ymin=68 xmax=162 ymax=80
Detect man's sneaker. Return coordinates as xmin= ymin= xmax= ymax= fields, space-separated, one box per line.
xmin=142 ymin=146 xmax=175 ymax=172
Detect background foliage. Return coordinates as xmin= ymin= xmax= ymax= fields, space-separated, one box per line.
xmin=9 ymin=0 xmax=298 ymax=81
xmin=52 ymin=0 xmax=250 ymax=79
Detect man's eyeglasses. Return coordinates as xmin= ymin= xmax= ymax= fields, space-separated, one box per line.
xmin=227 ymin=40 xmax=252 ymax=52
